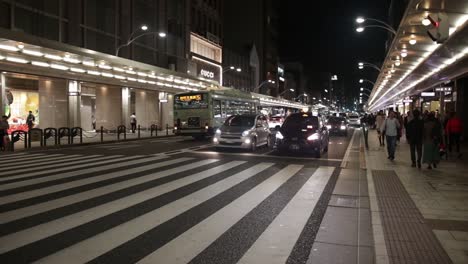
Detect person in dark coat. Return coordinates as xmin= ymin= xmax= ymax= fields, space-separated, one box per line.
xmin=406 ymin=110 xmax=424 ymax=168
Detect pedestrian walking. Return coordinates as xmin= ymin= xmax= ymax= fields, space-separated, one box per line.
xmin=376 ymin=111 xmax=385 ymax=146
xmin=406 ymin=110 xmax=424 ymax=168
xmin=130 ymin=113 xmax=137 ymax=133
xmin=381 ymin=111 xmax=400 ymax=161
xmin=423 ymin=112 xmax=442 ymax=169
xmin=445 ymin=111 xmax=463 ymax=159
xmin=0 ymin=114 xmax=10 ymax=151
xmin=26 ymin=111 xmax=35 ymax=130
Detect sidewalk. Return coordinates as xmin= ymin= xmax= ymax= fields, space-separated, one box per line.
xmin=3 ymin=129 xmax=176 ymax=152
xmin=364 ymin=129 xmax=468 ymax=264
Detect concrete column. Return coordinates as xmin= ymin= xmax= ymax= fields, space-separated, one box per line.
xmin=159 ymin=92 xmax=174 ymax=129
xmin=0 ymin=73 xmax=5 ymax=116
xmin=95 ymin=85 xmax=122 ymax=129
xmin=67 ymin=80 xmax=80 ymax=128
xmin=122 ymin=87 xmax=130 ymax=127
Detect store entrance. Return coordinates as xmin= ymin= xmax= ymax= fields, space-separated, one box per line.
xmin=80 ymin=86 xmax=96 ymax=131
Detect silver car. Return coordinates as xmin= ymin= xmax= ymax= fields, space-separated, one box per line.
xmin=347 ymin=114 xmax=361 ymax=127
xmin=213 ymin=114 xmax=272 ymax=151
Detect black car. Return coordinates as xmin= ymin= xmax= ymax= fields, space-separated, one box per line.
xmin=326 ymin=116 xmax=348 ymax=136
xmin=275 ymin=112 xmax=329 ymax=157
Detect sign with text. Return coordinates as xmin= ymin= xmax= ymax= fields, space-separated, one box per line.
xmin=191 ymin=56 xmax=221 ymax=84
xmin=421 ymin=92 xmax=435 ymax=97
xmin=435 ymin=87 xmax=452 ymax=92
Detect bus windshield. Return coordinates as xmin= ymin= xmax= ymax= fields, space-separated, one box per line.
xmin=174 ymin=93 xmax=208 ymax=109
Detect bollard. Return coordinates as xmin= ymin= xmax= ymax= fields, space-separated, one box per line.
xmin=150 ymin=124 xmax=157 ymax=137
xmin=166 ymin=124 xmax=169 ymax=136
xmin=100 ymin=126 xmax=104 ymax=143
xmin=138 ymin=125 xmax=141 ymax=139
xmin=58 ymin=127 xmax=71 ymax=145
xmin=43 ymin=128 xmax=58 ymax=146
xmin=117 ymin=125 xmax=126 ymax=141
xmin=71 ymin=127 xmax=83 ymax=144
xmin=28 ymin=128 xmax=43 ymax=148
xmin=10 ymin=130 xmax=28 ymax=151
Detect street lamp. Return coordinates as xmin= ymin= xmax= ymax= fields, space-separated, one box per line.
xmin=359 ymin=78 xmax=375 ymax=85
xmin=116 ymin=25 xmax=167 ymax=56
xmin=355 ymin=16 xmax=397 ymax=35
xmin=253 ymin=79 xmax=275 ymax=93
xmin=358 ymin=61 xmax=381 ymax=72
xmin=278 ymin=88 xmax=294 ymax=97
xmin=360 ymin=87 xmax=372 ymax=93
xmin=223 ymin=66 xmax=242 ymax=73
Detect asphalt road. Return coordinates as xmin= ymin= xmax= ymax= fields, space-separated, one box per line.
xmin=0 ymin=128 xmax=355 ymax=264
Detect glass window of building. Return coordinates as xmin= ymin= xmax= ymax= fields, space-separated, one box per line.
xmin=85 ymin=0 xmax=116 ymax=34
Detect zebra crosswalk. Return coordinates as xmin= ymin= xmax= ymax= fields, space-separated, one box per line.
xmin=0 ymin=152 xmax=338 ymax=264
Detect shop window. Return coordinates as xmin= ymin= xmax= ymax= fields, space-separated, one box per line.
xmin=86 ymin=30 xmax=115 ymax=55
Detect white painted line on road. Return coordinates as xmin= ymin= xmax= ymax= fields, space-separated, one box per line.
xmin=0 ymin=160 xmax=224 ymax=254
xmin=341 ymin=129 xmax=357 ymax=168
xmin=238 ymin=166 xmax=334 ymax=264
xmin=0 ymin=157 xmax=193 ymax=206
xmin=193 ymin=151 xmax=343 ymax=162
xmin=0 ymin=155 xmax=103 ymax=177
xmin=1 ymin=154 xmax=83 ymax=170
xmin=0 ymin=153 xmax=49 ymax=162
xmin=36 ymin=162 xmax=274 ymax=263
xmin=138 ymin=164 xmax=303 ymax=264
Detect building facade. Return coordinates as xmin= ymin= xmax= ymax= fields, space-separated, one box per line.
xmin=0 ymin=0 xmax=215 ymax=133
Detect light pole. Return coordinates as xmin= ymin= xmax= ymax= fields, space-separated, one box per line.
xmin=360 ymin=87 xmax=373 ymax=93
xmin=359 ymin=79 xmax=375 ymax=85
xmin=358 ymin=62 xmax=381 ymax=72
xmin=253 ymin=80 xmax=275 ymax=93
xmin=294 ymin=93 xmax=308 ymax=103
xmin=278 ymin=88 xmax=294 ymax=97
xmin=355 ymin=16 xmax=397 ymax=35
xmin=223 ymin=66 xmax=242 ymax=73
xmin=116 ymin=25 xmax=167 ymax=56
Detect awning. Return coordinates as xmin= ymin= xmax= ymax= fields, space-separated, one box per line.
xmin=0 ymin=28 xmax=216 ymax=93
xmin=367 ymin=0 xmax=468 ymax=111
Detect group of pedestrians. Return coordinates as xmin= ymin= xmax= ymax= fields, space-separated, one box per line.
xmin=374 ymin=109 xmax=463 ymax=170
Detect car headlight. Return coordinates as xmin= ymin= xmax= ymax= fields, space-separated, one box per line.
xmin=213 ymin=137 xmax=218 ymax=143
xmin=326 ymin=125 xmax=332 ymax=129
xmin=276 ymin=131 xmax=284 ymax=139
xmin=215 ymin=129 xmax=221 ymax=134
xmin=242 ymin=130 xmax=250 ymax=137
xmin=307 ymin=133 xmax=320 ymax=141
xmin=340 ymin=125 xmax=346 ymax=130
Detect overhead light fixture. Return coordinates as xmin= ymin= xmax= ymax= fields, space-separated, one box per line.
xmin=102 ymin=72 xmax=113 ymax=78
xmin=422 ymin=17 xmax=431 ymax=26
xmin=70 ymin=67 xmax=86 ymax=73
xmin=356 ymin=17 xmax=365 ymax=23
xmin=63 ymin=57 xmax=81 ymax=64
xmin=50 ymin=64 xmax=69 ymax=70
xmin=159 ymin=32 xmax=167 ymax=38
xmin=138 ymin=79 xmax=147 ymax=83
xmin=126 ymin=70 xmax=137 ymax=75
xmin=87 ymin=70 xmax=101 ymax=75
xmin=113 ymin=67 xmax=125 ymax=72
xmin=31 ymin=61 xmax=50 ymax=67
xmin=141 ymin=25 xmax=148 ymax=31
xmin=22 ymin=49 xmax=44 ymax=57
xmin=356 ymin=27 xmax=364 ymax=32
xmin=395 ymin=60 xmax=401 ymax=66
xmin=6 ymin=56 xmax=28 ymax=63
xmin=114 ymin=75 xmax=125 ymax=79
xmin=0 ymin=44 xmax=20 ymax=52
xmin=401 ymin=52 xmax=408 ymax=58
xmin=44 ymin=54 xmax=63 ymax=60
xmin=409 ymin=35 xmax=417 ymax=45
xmin=17 ymin=44 xmax=24 ymax=49
xmin=137 ymin=72 xmax=148 ymax=77
xmin=98 ymin=63 xmax=112 ymax=70
xmin=127 ymin=77 xmax=137 ymax=81
xmin=83 ymin=60 xmax=95 ymax=67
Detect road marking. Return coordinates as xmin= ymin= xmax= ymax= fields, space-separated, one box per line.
xmin=137 ymin=164 xmax=303 ymax=264
xmin=193 ymin=151 xmax=343 ymax=161
xmin=341 ymin=129 xmax=357 ymax=168
xmin=0 ymin=160 xmax=222 ymax=253
xmin=1 ymin=154 xmax=83 ymax=170
xmin=238 ymin=166 xmax=334 ymax=264
xmin=0 ymin=157 xmax=193 ymax=206
xmin=0 ymin=153 xmax=50 ymax=162
xmin=36 ymin=163 xmax=274 ymax=263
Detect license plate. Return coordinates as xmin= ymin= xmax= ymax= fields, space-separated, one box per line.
xmin=289 ymin=144 xmax=300 ymax=150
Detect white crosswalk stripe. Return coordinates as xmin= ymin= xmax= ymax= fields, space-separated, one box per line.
xmin=1 ymin=154 xmax=84 ymax=170
xmin=0 ymin=152 xmax=338 ymax=264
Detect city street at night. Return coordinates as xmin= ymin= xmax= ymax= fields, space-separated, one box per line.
xmin=1 ymin=0 xmax=468 ymax=263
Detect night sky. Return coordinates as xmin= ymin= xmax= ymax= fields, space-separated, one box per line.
xmin=279 ymin=0 xmax=391 ymax=106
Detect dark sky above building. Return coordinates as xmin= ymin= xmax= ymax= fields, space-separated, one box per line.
xmin=279 ymin=0 xmax=392 ymax=101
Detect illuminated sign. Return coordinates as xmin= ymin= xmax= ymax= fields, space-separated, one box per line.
xmin=178 ymin=94 xmax=202 ymax=101
xmin=421 ymin=92 xmax=435 ymax=97
xmin=200 ymin=69 xmax=215 ymax=79
xmin=435 ymin=87 xmax=452 ymax=92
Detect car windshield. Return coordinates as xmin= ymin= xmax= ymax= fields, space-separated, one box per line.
xmin=283 ymin=113 xmax=319 ymax=130
xmin=328 ymin=117 xmax=346 ymax=123
xmin=349 ymin=115 xmax=359 ymax=119
xmin=224 ymin=115 xmax=255 ymax=127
